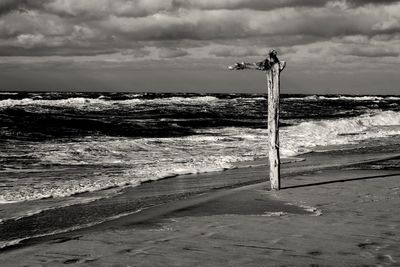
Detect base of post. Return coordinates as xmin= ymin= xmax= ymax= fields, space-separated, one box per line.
xmin=270 ymin=185 xmax=280 ymax=191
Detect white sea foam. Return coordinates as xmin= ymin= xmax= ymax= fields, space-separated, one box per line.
xmin=0 ymin=97 xmax=109 ymax=110
xmin=0 ymin=92 xmax=18 ymax=95
xmin=1 ymin=95 xmax=398 ymax=110
xmin=0 ymin=96 xmax=220 ymax=110
xmin=286 ymin=95 xmax=392 ymax=101
xmin=281 ymin=110 xmax=400 ymax=156
xmin=387 ymin=96 xmax=400 ymax=100
xmin=1 ymin=95 xmax=398 ymax=113
xmin=325 ymin=96 xmax=383 ymax=101
xmin=0 ymin=238 xmax=25 ymax=249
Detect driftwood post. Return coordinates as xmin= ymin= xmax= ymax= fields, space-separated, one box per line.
xmin=229 ymin=50 xmax=285 ymax=190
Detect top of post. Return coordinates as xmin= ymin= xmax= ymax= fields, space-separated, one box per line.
xmin=269 ymin=49 xmax=279 ymax=63
xmin=264 ymin=49 xmax=286 ymax=71
xmin=228 ymin=49 xmax=286 ymax=72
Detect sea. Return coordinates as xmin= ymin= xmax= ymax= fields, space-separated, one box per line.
xmin=1 ymin=91 xmax=400 ymax=247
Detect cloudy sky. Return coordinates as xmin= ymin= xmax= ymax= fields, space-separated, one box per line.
xmin=1 ymin=0 xmax=400 ymax=94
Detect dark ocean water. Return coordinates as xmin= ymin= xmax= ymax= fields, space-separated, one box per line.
xmin=1 ymin=92 xmax=400 ymax=141
xmin=1 ymin=92 xmax=400 ymax=247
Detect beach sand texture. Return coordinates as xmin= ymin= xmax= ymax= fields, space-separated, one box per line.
xmin=0 ymin=151 xmax=399 ymax=266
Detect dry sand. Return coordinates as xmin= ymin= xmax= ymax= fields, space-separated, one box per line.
xmin=0 ymin=165 xmax=399 ymax=266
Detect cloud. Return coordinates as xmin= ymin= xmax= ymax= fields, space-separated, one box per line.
xmin=0 ymin=0 xmax=51 ymax=16
xmin=16 ymin=33 xmax=45 ymax=48
xmin=0 ymin=0 xmax=19 ymax=15
xmin=0 ymin=0 xmax=328 ymax=18
xmin=0 ymin=0 xmax=398 ymax=18
xmin=346 ymin=48 xmax=399 ymax=58
xmin=0 ymin=0 xmax=399 ymax=94
xmin=43 ymin=0 xmax=174 ymax=18
xmin=159 ymin=48 xmax=189 ymax=58
xmin=0 ymin=10 xmax=71 ymax=38
xmin=0 ymin=0 xmax=399 ymax=69
xmin=172 ymin=0 xmax=330 ymax=11
xmin=209 ymin=46 xmax=263 ymax=58
xmin=99 ymin=4 xmax=400 ymax=42
xmin=347 ymin=0 xmax=400 ymax=7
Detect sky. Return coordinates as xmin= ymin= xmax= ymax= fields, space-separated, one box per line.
xmin=0 ymin=0 xmax=400 ymax=94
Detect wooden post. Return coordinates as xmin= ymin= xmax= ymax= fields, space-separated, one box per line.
xmin=228 ymin=49 xmax=285 ymax=190
xmin=267 ymin=63 xmax=281 ymax=190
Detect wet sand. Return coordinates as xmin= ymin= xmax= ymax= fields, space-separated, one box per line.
xmin=0 ymin=151 xmax=399 ymax=266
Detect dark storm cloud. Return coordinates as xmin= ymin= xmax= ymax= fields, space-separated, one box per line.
xmin=347 ymin=0 xmax=400 ymax=6
xmin=0 ymin=0 xmax=327 ymax=18
xmin=0 ymin=0 xmax=20 ymax=15
xmin=3 ymin=0 xmax=394 ymax=20
xmin=0 ymin=0 xmax=399 ymax=63
xmin=0 ymin=0 xmax=50 ymax=16
xmin=100 ymin=6 xmax=400 ymax=43
xmin=171 ymin=0 xmax=330 ymax=11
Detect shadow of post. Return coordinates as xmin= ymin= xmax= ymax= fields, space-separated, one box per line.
xmin=281 ymin=173 xmax=400 ymax=190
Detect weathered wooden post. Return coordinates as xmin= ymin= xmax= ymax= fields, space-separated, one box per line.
xmin=229 ymin=50 xmax=285 ymax=190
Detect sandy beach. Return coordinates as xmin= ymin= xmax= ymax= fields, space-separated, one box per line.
xmin=0 ymin=149 xmax=399 ymax=266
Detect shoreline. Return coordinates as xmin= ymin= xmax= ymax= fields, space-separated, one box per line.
xmin=0 ymin=147 xmax=400 ymax=255
xmin=0 ymin=155 xmax=307 ymax=225
xmin=0 ymin=154 xmax=399 ymax=265
xmin=2 ymin=148 xmax=400 ymax=241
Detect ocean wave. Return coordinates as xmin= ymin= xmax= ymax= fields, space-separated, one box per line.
xmin=387 ymin=96 xmax=400 ymax=100
xmin=0 ymin=97 xmax=109 ymax=110
xmin=281 ymin=110 xmax=400 ymax=156
xmin=1 ymin=94 xmax=399 ymax=141
xmin=2 ymin=109 xmax=400 ymax=203
xmin=320 ymin=96 xmax=384 ymax=101
xmin=0 ymin=92 xmax=18 ymax=95
xmin=1 ymin=89 xmax=400 ymax=206
xmin=285 ymin=95 xmax=400 ymax=101
xmin=0 ymin=176 xmax=138 ymax=204
xmin=0 ymin=95 xmax=261 ymax=140
xmin=0 ymin=142 xmax=241 ymax=203
xmin=0 ymin=96 xmax=220 ymax=110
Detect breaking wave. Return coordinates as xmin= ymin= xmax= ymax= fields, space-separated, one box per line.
xmin=285 ymin=95 xmax=400 ymax=101
xmin=2 ymin=109 xmax=400 ymax=203
xmin=0 ymin=96 xmax=220 ymax=110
